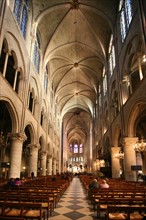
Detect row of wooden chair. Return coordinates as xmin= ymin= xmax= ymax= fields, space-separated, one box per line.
xmin=0 ymin=202 xmax=45 ymax=220
xmin=0 ymin=175 xmax=71 ymax=219
xmin=106 ymin=205 xmax=146 ymax=220
xmin=79 ymin=174 xmax=146 ymax=219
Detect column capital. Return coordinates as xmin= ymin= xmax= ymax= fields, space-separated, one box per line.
xmin=3 ymin=49 xmax=11 ymax=55
xmin=123 ymin=137 xmax=139 ymax=145
xmin=8 ymin=132 xmax=27 ymax=142
xmin=40 ymin=150 xmax=47 ymax=156
xmin=28 ymin=144 xmax=40 ymax=152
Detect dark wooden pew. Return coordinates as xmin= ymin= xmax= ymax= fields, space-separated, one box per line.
xmin=0 ymin=202 xmax=46 ymax=220
xmin=96 ymin=197 xmax=146 ymax=217
xmin=106 ymin=205 xmax=146 ymax=220
xmin=0 ymin=194 xmax=54 ymax=219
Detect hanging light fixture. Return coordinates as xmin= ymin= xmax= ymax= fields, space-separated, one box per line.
xmin=134 ymin=139 xmax=146 ymax=152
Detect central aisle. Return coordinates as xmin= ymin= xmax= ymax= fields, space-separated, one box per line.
xmin=49 ymin=176 xmax=96 ymax=220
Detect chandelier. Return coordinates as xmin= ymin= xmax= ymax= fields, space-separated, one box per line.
xmin=115 ymin=151 xmax=124 ymax=159
xmin=134 ymin=139 xmax=146 ymax=152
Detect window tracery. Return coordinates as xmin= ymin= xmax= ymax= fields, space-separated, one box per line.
xmin=119 ymin=0 xmax=132 ymax=42
xmin=33 ymin=32 xmax=41 ymax=73
xmin=69 ymin=142 xmax=84 ymax=168
xmin=108 ymin=35 xmax=115 ymax=76
xmin=13 ymin=0 xmax=29 ymax=38
xmin=44 ymin=66 xmax=48 ymax=94
xmin=0 ymin=40 xmax=20 ymax=94
xmin=103 ymin=68 xmax=107 ymax=96
xmin=98 ymin=84 xmax=102 ymax=107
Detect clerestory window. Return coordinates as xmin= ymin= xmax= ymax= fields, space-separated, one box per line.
xmin=44 ymin=66 xmax=49 ymax=94
xmin=13 ymin=0 xmax=29 ymax=38
xmin=119 ymin=0 xmax=133 ymax=42
xmin=108 ymin=35 xmax=115 ymax=77
xmin=33 ymin=31 xmax=41 ymax=73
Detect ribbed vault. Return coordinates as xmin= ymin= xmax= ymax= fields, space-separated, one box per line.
xmin=32 ymin=0 xmax=118 ymax=154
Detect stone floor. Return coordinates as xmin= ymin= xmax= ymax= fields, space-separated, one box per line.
xmin=48 ymin=176 xmax=104 ymax=220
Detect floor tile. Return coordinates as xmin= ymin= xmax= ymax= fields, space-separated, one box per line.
xmin=48 ymin=176 xmax=98 ymax=219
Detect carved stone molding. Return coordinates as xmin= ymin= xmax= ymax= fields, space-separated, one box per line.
xmin=8 ymin=132 xmax=27 ymax=142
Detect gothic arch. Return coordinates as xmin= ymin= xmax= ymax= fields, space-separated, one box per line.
xmin=39 ymin=135 xmax=45 ymax=150
xmin=24 ymin=123 xmax=36 ymax=144
xmin=0 ymin=98 xmax=19 ymax=133
xmin=127 ymin=99 xmax=146 ymax=136
xmin=5 ymin=32 xmax=26 ymax=73
xmin=121 ymin=34 xmax=142 ymax=75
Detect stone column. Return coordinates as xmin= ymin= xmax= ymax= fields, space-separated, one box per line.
xmin=9 ymin=133 xmax=26 ymax=178
xmin=41 ymin=150 xmax=47 ymax=176
xmin=123 ymin=137 xmax=138 ymax=181
xmin=53 ymin=158 xmax=56 ymax=175
xmin=13 ymin=68 xmax=19 ymax=90
xmin=47 ymin=155 xmax=52 ymax=175
xmin=29 ymin=144 xmax=39 ymax=177
xmin=111 ymin=147 xmax=121 ymax=178
xmin=3 ymin=51 xmax=9 ymax=77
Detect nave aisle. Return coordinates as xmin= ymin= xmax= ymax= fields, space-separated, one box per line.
xmin=48 ymin=176 xmax=99 ymax=220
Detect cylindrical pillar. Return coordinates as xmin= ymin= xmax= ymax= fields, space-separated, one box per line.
xmin=47 ymin=155 xmax=52 ymax=175
xmin=3 ymin=52 xmax=9 ymax=77
xmin=41 ymin=151 xmax=47 ymax=176
xmin=123 ymin=137 xmax=138 ymax=181
xmin=29 ymin=144 xmax=39 ymax=177
xmin=13 ymin=68 xmax=19 ymax=90
xmin=9 ymin=133 xmax=26 ymax=178
xmin=53 ymin=158 xmax=56 ymax=175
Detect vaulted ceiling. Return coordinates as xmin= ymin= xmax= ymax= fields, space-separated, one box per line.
xmin=32 ymin=0 xmax=119 ymax=144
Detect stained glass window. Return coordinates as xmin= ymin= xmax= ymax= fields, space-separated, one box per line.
xmin=70 ymin=144 xmax=73 ymax=152
xmin=98 ymin=84 xmax=101 ymax=107
xmin=20 ymin=6 xmax=27 ymax=38
xmin=119 ymin=0 xmax=132 ymax=42
xmin=13 ymin=0 xmax=21 ymax=24
xmin=33 ymin=32 xmax=41 ymax=73
xmin=13 ymin=0 xmax=28 ymax=38
xmin=44 ymin=67 xmax=48 ymax=94
xmin=125 ymin=0 xmax=132 ymax=25
xmin=103 ymin=68 xmax=107 ymax=96
xmin=33 ymin=43 xmax=37 ymax=66
xmin=79 ymin=144 xmax=83 ymax=153
xmin=108 ymin=35 xmax=115 ymax=76
xmin=74 ymin=144 xmax=78 ymax=153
